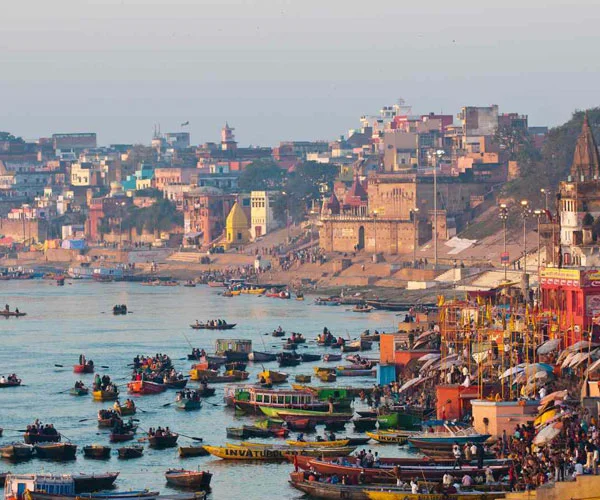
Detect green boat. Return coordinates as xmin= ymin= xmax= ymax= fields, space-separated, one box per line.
xmin=69 ymin=387 xmax=89 ymax=396
xmin=259 ymin=406 xmax=353 ymax=420
xmin=377 ymin=412 xmax=422 ymax=430
xmin=176 ymin=399 xmax=202 ymax=411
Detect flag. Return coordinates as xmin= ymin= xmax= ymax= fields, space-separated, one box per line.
xmin=181 ymin=121 xmax=190 ymax=127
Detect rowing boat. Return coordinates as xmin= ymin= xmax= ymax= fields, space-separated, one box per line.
xmin=34 ymin=443 xmax=77 ymax=460
xmin=127 ymin=380 xmax=167 ymax=395
xmin=82 ymin=445 xmax=111 ymax=459
xmin=117 ymin=446 xmax=143 ymax=459
xmin=190 ymin=322 xmax=236 ymax=330
xmin=73 ymin=363 xmax=94 ymax=374
xmin=258 ymin=369 xmax=288 ymax=384
xmin=285 ymin=439 xmax=349 ymax=447
xmin=175 ymin=398 xmax=202 ymax=411
xmin=164 ymin=469 xmax=212 ymax=489
xmin=92 ymin=389 xmax=119 ymax=401
xmin=148 ymin=433 xmax=179 ymax=448
xmin=178 ymin=445 xmax=209 ymax=457
xmin=204 ymin=443 xmax=355 ymax=460
xmin=69 ymin=387 xmax=89 ymax=396
xmin=0 ymin=311 xmax=26 ymax=317
xmin=260 ymin=407 xmax=354 ymax=423
xmin=366 ymin=431 xmax=416 ymax=444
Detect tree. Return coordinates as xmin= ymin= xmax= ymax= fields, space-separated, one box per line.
xmin=121 ymin=199 xmax=182 ymax=234
xmin=238 ymin=159 xmax=286 ymax=191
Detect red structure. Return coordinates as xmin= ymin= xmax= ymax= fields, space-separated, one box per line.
xmin=539 ymin=267 xmax=600 ymax=344
xmin=183 ymin=187 xmax=235 ymax=247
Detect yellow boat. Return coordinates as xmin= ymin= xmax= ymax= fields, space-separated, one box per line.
xmin=92 ymin=390 xmax=118 ymax=401
xmin=230 ymin=290 xmax=242 ymax=296
xmin=367 ymin=492 xmax=506 ymax=500
xmin=366 ymin=431 xmax=410 ymax=444
xmin=258 ymin=369 xmax=288 ymax=384
xmin=286 ymin=439 xmax=349 ymax=447
xmin=240 ymin=288 xmax=266 ymax=295
xmin=204 ymin=444 xmax=355 ymax=460
xmin=313 ymin=366 xmax=336 ymax=375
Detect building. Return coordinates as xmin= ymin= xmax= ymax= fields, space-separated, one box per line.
xmin=165 ymin=132 xmax=190 ymax=150
xmin=225 ymin=201 xmax=249 ymax=248
xmin=52 ymin=133 xmax=97 ymax=156
xmin=183 ymin=187 xmax=235 ymax=247
xmin=250 ymin=191 xmax=277 ymax=239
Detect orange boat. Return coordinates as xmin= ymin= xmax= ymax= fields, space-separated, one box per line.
xmin=127 ymin=380 xmax=166 ymax=395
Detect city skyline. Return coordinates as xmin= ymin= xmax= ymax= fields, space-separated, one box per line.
xmin=2 ymin=0 xmax=600 ymax=144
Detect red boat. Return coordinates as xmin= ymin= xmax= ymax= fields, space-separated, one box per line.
xmin=127 ymin=380 xmax=167 ymax=395
xmin=73 ymin=363 xmax=94 ymax=374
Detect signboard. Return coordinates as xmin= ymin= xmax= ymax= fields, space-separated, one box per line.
xmin=586 ymin=295 xmax=600 ymax=316
xmin=500 ymin=252 xmax=509 ymax=264
xmin=582 ymin=270 xmax=600 ymax=288
xmin=539 ymin=268 xmax=581 ymax=287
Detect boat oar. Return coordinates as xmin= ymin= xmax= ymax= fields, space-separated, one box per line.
xmin=100 ymin=365 xmax=110 ymax=369
xmin=56 ymin=388 xmax=72 ymax=394
xmin=78 ymin=418 xmax=93 ymax=422
xmin=162 ymin=402 xmax=174 ymax=407
xmin=178 ymin=433 xmax=203 ymax=442
xmin=54 ymin=364 xmax=65 ymax=368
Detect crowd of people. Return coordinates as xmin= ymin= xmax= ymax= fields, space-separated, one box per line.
xmin=93 ymin=374 xmax=118 ymax=393
xmin=175 ymin=389 xmax=201 ymax=402
xmin=26 ymin=420 xmax=59 ymax=436
xmin=0 ymin=373 xmax=20 ymax=384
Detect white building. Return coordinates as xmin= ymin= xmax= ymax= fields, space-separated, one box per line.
xmin=250 ymin=191 xmax=277 ymax=239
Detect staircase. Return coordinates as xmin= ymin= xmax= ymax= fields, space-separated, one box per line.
xmin=167 ymin=252 xmax=204 ymax=263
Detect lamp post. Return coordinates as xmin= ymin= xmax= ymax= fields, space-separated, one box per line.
xmin=499 ymin=204 xmax=509 ymax=282
xmin=429 ymin=149 xmax=445 ymax=270
xmin=411 ymin=207 xmax=420 ymax=267
xmin=372 ymin=209 xmax=378 ymax=254
xmin=282 ymin=191 xmax=290 ymax=242
xmin=534 ymin=209 xmax=543 ymax=303
xmin=540 ymin=188 xmax=551 ymax=212
xmin=521 ymin=199 xmax=530 ymax=299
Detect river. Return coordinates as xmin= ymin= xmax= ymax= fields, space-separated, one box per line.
xmin=0 ymin=280 xmax=409 ymax=499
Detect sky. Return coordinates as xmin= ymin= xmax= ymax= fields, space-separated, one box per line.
xmin=1 ymin=0 xmax=599 ymax=146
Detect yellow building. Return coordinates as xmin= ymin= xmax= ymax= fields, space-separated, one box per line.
xmin=225 ymin=201 xmax=249 ymax=248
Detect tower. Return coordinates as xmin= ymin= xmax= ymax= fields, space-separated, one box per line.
xmin=221 ymin=123 xmax=237 ymax=152
xmin=570 ymin=113 xmax=600 ymax=181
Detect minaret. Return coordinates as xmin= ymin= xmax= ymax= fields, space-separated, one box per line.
xmin=221 ymin=123 xmax=237 ymax=152
xmin=571 ymin=113 xmax=600 ymax=181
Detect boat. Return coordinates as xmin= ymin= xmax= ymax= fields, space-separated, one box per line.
xmin=127 ymin=380 xmax=167 ymax=395
xmin=189 ymin=368 xmax=249 ymax=383
xmin=335 ymin=367 xmax=376 ymax=377
xmin=240 ymin=287 xmax=266 ymax=295
xmin=190 ymin=322 xmax=236 ymax=330
xmin=300 ymin=353 xmax=321 ymax=362
xmin=207 ymin=280 xmax=225 ymax=287
xmin=164 ymin=378 xmax=188 ymax=389
xmin=226 ymin=425 xmax=288 ymax=440
xmin=0 ymin=311 xmax=27 ymax=317
xmin=73 ymin=472 xmax=120 ymax=492
xmin=34 ymin=443 xmax=77 ymax=460
xmin=366 ymin=431 xmax=415 ymax=444
xmin=0 ymin=443 xmax=34 ymax=461
xmin=183 ymin=281 xmax=196 ymax=287
xmin=323 ymin=354 xmax=342 ymax=362
xmin=277 ymin=352 xmax=301 ymax=367
xmin=118 ymin=446 xmax=144 ymax=459
xmin=314 ymin=298 xmax=340 ymax=306
xmin=367 ymin=492 xmax=506 ymax=500
xmin=73 ymin=362 xmax=95 ymax=374
xmin=109 ymin=431 xmax=135 ymax=443
xmin=148 ymin=433 xmax=179 ymax=449
xmin=340 ymin=340 xmax=373 ymax=353
xmin=113 ymin=305 xmax=128 ymax=315
xmin=175 ymin=398 xmax=202 ymax=411
xmin=164 ymin=469 xmax=212 ymax=489
xmin=260 ymin=407 xmax=353 ymax=423
xmin=196 ymin=386 xmax=216 ymax=397
xmin=285 ymin=439 xmax=350 ymax=447
xmin=271 ymin=329 xmax=286 ymax=337
xmin=295 ymin=375 xmax=311 ymax=383
xmin=352 ymin=304 xmax=373 ymax=313
xmin=295 ymin=293 xmax=304 ymax=301
xmin=318 ymin=372 xmax=337 ymax=382
xmin=257 ymin=369 xmax=288 ymax=384
xmin=0 ymin=379 xmax=22 ymax=388
xmin=215 ymin=338 xmax=252 ymax=361
xmin=98 ymin=410 xmax=121 ymax=428
xmin=69 ymin=387 xmax=89 ymax=396
xmin=286 ymin=333 xmax=306 ymax=344
xmin=408 ymin=422 xmax=491 ymax=456
xmin=178 ymin=445 xmax=209 ymax=458
xmin=83 ymin=445 xmax=111 ymax=459
xmin=92 ymin=389 xmax=119 ymax=401
xmin=248 ymin=351 xmax=277 ymax=362
xmin=23 ymin=432 xmax=61 ymax=445
xmin=353 ymin=417 xmax=377 ymax=432
xmin=114 ymin=401 xmax=136 ymax=416
xmin=203 ymin=444 xmax=355 ymax=461
xmin=227 ymin=386 xmax=330 ymax=414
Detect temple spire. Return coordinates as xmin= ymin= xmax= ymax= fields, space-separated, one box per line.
xmin=571 ymin=112 xmax=600 ymax=181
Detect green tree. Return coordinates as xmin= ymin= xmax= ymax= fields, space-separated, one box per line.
xmin=121 ymin=199 xmax=182 ymax=234
xmin=238 ymin=159 xmax=286 ymax=191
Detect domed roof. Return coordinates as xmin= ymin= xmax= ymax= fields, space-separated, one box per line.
xmin=343 ymin=177 xmax=368 ymax=206
xmin=226 ymin=202 xmax=248 ymax=229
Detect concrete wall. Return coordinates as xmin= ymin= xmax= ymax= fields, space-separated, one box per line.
xmin=471 ymin=399 xmax=539 ymax=438
xmin=505 ymin=475 xmax=600 ymax=500
xmin=0 ymin=218 xmax=48 ymax=243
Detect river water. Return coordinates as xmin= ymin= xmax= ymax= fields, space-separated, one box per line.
xmin=0 ymin=281 xmax=409 ymax=499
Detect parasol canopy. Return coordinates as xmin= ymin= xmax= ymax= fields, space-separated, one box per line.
xmin=533 ymin=422 xmax=562 ymax=446
xmin=537 ymin=339 xmax=561 ymax=355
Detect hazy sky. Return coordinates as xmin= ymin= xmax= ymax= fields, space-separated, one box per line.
xmin=1 ymin=0 xmax=599 ymax=146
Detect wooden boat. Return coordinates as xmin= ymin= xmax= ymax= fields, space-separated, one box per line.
xmin=176 ymin=398 xmax=202 ymax=411
xmin=336 ymin=367 xmax=376 ymax=377
xmin=271 ymin=329 xmax=286 ymax=337
xmin=73 ymin=472 xmax=119 ymax=492
xmin=300 ymin=353 xmax=321 ymax=362
xmin=92 ymin=389 xmax=119 ymax=401
xmin=207 ymin=280 xmax=225 ymax=287
xmin=318 ymin=372 xmax=337 ymax=382
xmin=408 ymin=423 xmax=491 ymax=456
xmin=189 ymin=368 xmax=249 ymax=383
xmin=248 ymin=351 xmax=277 ymax=362
xmin=286 ymin=439 xmax=350 ymax=447
xmin=148 ymin=433 xmax=179 ymax=449
xmin=178 ymin=445 xmax=209 ymax=458
xmin=0 ymin=311 xmax=26 ymax=317
xmin=23 ymin=433 xmax=61 ymax=445
xmin=285 ymin=418 xmax=316 ymax=432
xmin=109 ymin=431 xmax=135 ymax=443
xmin=366 ymin=431 xmax=415 ymax=444
xmin=295 ymin=374 xmax=311 ymax=383
xmin=0 ymin=443 xmax=34 ymax=460
xmin=127 ymin=380 xmax=167 ymax=395
xmin=277 ymin=352 xmax=301 ymax=367
xmin=224 ymin=361 xmax=247 ymax=371
xmin=240 ymin=287 xmax=266 ymax=295
xmin=323 ymin=353 xmax=342 ymax=362
xmin=34 ymin=443 xmax=77 ymax=460
xmin=69 ymin=387 xmax=89 ymax=396
xmin=367 ymin=492 xmax=506 ymax=500
xmin=258 ymin=369 xmax=288 ymax=384
xmin=73 ymin=362 xmax=94 ymax=374
xmin=164 ymin=378 xmax=188 ymax=389
xmin=204 ymin=444 xmax=355 ymax=461
xmin=341 ymin=340 xmax=373 ymax=353
xmin=353 ymin=304 xmax=373 ymax=313
xmin=353 ymin=418 xmax=377 ymax=431
xmin=117 ymin=446 xmax=143 ymax=459
xmin=190 ymin=322 xmax=236 ymax=330
xmin=98 ymin=411 xmax=120 ymax=428
xmin=261 ymin=407 xmax=353 ymax=423
xmin=0 ymin=379 xmax=22 ymax=388
xmin=228 ymin=386 xmax=330 ymax=414
xmin=183 ymin=281 xmax=197 ymax=287
xmin=114 ymin=401 xmax=136 ymax=416
xmin=82 ymin=445 xmax=112 ymax=459
xmin=165 ymin=469 xmax=213 ymax=489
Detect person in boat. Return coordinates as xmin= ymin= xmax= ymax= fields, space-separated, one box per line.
xmin=4 ymin=304 xmax=9 ymax=312
xmin=276 ymin=325 xmax=283 ymax=333
xmin=0 ymin=375 xmax=5 ymax=384
xmin=296 ymin=433 xmax=305 ymax=442
xmin=328 ymin=431 xmax=336 ymax=441
xmin=15 ymin=307 xmax=19 ymax=314
xmin=315 ymin=435 xmax=324 ymax=442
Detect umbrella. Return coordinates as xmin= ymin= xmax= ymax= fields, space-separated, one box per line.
xmin=567 ymin=352 xmax=586 ymax=368
xmin=533 ymin=422 xmax=562 ymax=446
xmin=540 ymin=390 xmax=568 ymax=405
xmin=500 ymin=366 xmax=524 ymax=379
xmin=587 ymin=358 xmax=600 ymax=374
xmin=537 ymin=339 xmax=561 ymax=355
xmin=418 ymin=353 xmax=441 ymax=362
xmin=561 ymin=353 xmax=576 ymax=369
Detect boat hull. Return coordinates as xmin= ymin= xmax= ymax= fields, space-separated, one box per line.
xmin=127 ymin=380 xmax=167 ymax=395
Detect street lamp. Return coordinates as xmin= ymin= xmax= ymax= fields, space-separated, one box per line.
xmin=372 ymin=209 xmax=378 ymax=254
xmin=411 ymin=207 xmax=420 ymax=268
xmin=534 ymin=209 xmax=543 ymax=302
xmin=540 ymin=188 xmax=552 ymax=212
xmin=428 ymin=149 xmax=445 ymax=270
xmin=499 ymin=204 xmax=509 ymax=281
xmin=282 ymin=191 xmax=290 ymax=241
xmin=521 ymin=200 xmax=530 ymax=299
